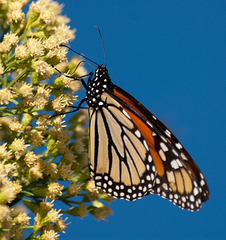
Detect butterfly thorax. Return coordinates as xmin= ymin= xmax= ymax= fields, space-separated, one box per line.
xmin=86 ymin=65 xmax=113 ymax=108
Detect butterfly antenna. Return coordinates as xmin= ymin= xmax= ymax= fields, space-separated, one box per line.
xmin=95 ymin=26 xmax=107 ymax=67
xmin=60 ymin=44 xmax=99 ymax=67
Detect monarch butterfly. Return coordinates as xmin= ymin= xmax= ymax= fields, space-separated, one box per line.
xmin=83 ymin=64 xmax=209 ymax=212
xmin=58 ymin=34 xmax=209 ymax=211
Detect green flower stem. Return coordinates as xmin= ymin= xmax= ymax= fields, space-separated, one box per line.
xmin=3 ymin=60 xmax=16 ymax=73
xmin=6 ymin=52 xmax=15 ymax=63
xmin=10 ymin=99 xmax=19 ymax=105
xmin=21 ymin=226 xmax=34 ymax=230
xmin=7 ymin=67 xmax=29 ymax=88
xmin=3 ymin=74 xmax=8 ymax=88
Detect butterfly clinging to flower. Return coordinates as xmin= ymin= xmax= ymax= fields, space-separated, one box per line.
xmin=57 ymin=30 xmax=209 ymax=211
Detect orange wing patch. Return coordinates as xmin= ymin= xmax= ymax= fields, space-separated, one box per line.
xmin=113 ymin=88 xmax=165 ymax=177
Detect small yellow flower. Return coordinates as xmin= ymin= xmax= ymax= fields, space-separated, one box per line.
xmin=34 ymin=86 xmax=51 ymax=108
xmin=9 ymin=118 xmax=23 ymax=132
xmin=77 ymin=204 xmax=88 ymax=219
xmin=27 ymin=38 xmax=44 ymax=58
xmin=10 ymin=225 xmax=23 ymax=240
xmin=68 ymin=80 xmax=82 ymax=93
xmin=35 ymin=60 xmax=54 ymax=79
xmin=59 ymin=163 xmax=73 ymax=180
xmin=7 ymin=1 xmax=25 ymax=23
xmin=68 ymin=182 xmax=81 ymax=196
xmin=63 ymin=149 xmax=76 ymax=163
xmin=55 ymin=15 xmax=70 ymax=25
xmin=93 ymin=206 xmax=113 ymax=221
xmin=55 ymin=24 xmax=75 ymax=45
xmin=0 ymin=205 xmax=12 ymax=228
xmin=56 ymin=141 xmax=68 ymax=154
xmin=17 ymin=212 xmax=31 ymax=226
xmin=56 ymin=129 xmax=71 ymax=143
xmin=12 ymin=181 xmax=22 ymax=194
xmin=11 ymin=138 xmax=29 ymax=159
xmin=0 ymin=143 xmax=13 ymax=161
xmin=45 ymin=162 xmax=58 ymax=178
xmin=11 ymin=81 xmax=34 ymax=98
xmin=0 ymin=177 xmax=18 ymax=203
xmin=86 ymin=179 xmax=99 ymax=201
xmin=47 ymin=182 xmax=63 ymax=199
xmin=44 ymin=25 xmax=75 ymax=50
xmin=3 ymin=33 xmax=19 ymax=46
xmin=30 ymin=129 xmax=45 ymax=147
xmin=0 ymin=88 xmax=13 ymax=105
xmin=43 ymin=230 xmax=59 ymax=240
xmin=47 ymin=209 xmax=62 ymax=223
xmin=24 ymin=151 xmax=40 ymax=167
xmin=0 ymin=32 xmax=19 ymax=53
xmin=40 ymin=8 xmax=54 ymax=25
xmin=46 ymin=46 xmax=68 ymax=62
xmin=29 ymin=158 xmax=45 ymax=180
xmin=36 ymin=113 xmax=51 ymax=132
xmin=19 ymin=82 xmax=34 ymax=97
xmin=55 ymin=74 xmax=71 ymax=89
xmin=52 ymin=93 xmax=77 ymax=112
xmin=73 ymin=139 xmax=85 ymax=153
xmin=29 ymin=165 xmax=43 ymax=180
xmin=0 ymin=161 xmax=16 ymax=177
xmin=52 ymin=115 xmax=66 ymax=130
xmin=0 ymin=41 xmax=12 ymax=53
xmin=15 ymin=45 xmax=30 ymax=59
xmin=40 ymin=200 xmax=54 ymax=211
xmin=56 ymin=217 xmax=68 ymax=233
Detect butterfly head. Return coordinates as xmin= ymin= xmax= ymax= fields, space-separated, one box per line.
xmin=86 ymin=65 xmax=113 ymax=107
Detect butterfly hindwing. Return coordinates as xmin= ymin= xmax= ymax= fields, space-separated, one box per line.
xmin=89 ymin=92 xmax=157 ymax=200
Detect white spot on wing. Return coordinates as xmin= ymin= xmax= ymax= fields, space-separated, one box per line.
xmin=160 ymin=142 xmax=168 ymax=152
xmin=122 ymin=109 xmax=131 ymax=119
xmin=143 ymin=140 xmax=149 ymax=151
xmin=159 ymin=149 xmax=166 ymax=161
xmin=193 ymin=188 xmax=199 ymax=196
xmin=148 ymin=155 xmax=152 ymax=162
xmin=176 ymin=159 xmax=183 ymax=167
xmin=171 ymin=159 xmax=179 ymax=169
xmin=98 ymin=102 xmax=104 ymax=106
xmin=135 ymin=130 xmax=141 ymax=138
xmin=147 ymin=121 xmax=153 ymax=128
xmin=165 ymin=129 xmax=171 ymax=137
xmin=200 ymin=179 xmax=205 ymax=186
xmin=176 ymin=142 xmax=182 ymax=149
xmin=162 ymin=183 xmax=168 ymax=190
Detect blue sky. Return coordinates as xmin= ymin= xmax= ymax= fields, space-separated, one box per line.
xmin=57 ymin=1 xmax=225 ymax=239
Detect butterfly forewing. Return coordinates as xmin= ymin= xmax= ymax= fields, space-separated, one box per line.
xmin=111 ymin=85 xmax=209 ymax=211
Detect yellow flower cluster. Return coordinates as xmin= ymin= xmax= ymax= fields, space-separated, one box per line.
xmin=0 ymin=0 xmax=113 ymax=238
